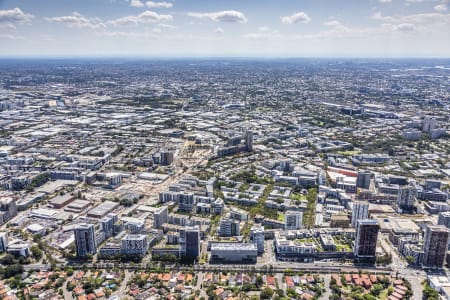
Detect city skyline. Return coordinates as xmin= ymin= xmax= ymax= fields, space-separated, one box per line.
xmin=0 ymin=0 xmax=449 ymax=57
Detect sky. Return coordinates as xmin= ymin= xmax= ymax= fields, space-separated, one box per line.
xmin=0 ymin=0 xmax=449 ymax=57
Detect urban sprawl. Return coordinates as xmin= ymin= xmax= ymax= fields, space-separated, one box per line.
xmin=0 ymin=59 xmax=449 ymax=300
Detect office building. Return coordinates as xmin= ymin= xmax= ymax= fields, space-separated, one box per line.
xmin=106 ymin=173 xmax=122 ymax=188
xmin=0 ymin=197 xmax=17 ymax=225
xmin=210 ymin=243 xmax=258 ymax=263
xmin=356 ymin=171 xmax=371 ymax=189
xmin=397 ymin=186 xmax=415 ymax=211
xmin=74 ymin=223 xmax=97 ymax=258
xmin=274 ymin=231 xmax=316 ymax=260
xmin=0 ymin=232 xmax=8 ymax=252
xmin=423 ymin=116 xmax=437 ymax=133
xmin=121 ymin=234 xmax=149 ymax=256
xmin=285 ymin=211 xmax=303 ymax=230
xmin=7 ymin=242 xmax=30 ymax=257
xmin=354 ymin=219 xmax=379 ymax=259
xmin=100 ymin=213 xmax=119 ymax=238
xmin=250 ymin=225 xmax=265 ymax=255
xmin=153 ymin=206 xmax=168 ymax=229
xmin=180 ymin=226 xmax=200 ymax=261
xmin=217 ymin=129 xmax=253 ymax=157
xmin=351 ymin=201 xmax=369 ymax=228
xmin=245 ymin=129 xmax=253 ymax=152
xmin=160 ymin=150 xmax=174 ymax=166
xmin=212 ymin=198 xmax=224 ymax=214
xmin=423 ymin=225 xmax=450 ymax=268
xmin=438 ymin=212 xmax=450 ymax=229
xmin=219 ymin=217 xmax=240 ymax=237
xmin=178 ymin=193 xmax=195 ymax=212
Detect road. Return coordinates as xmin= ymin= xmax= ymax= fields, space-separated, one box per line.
xmin=379 ymin=233 xmax=424 ymax=300
xmin=113 ymin=269 xmax=133 ymax=298
xmin=320 ymin=275 xmax=331 ymax=300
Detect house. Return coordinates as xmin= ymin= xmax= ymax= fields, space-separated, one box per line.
xmin=285 ymin=276 xmax=295 ymax=289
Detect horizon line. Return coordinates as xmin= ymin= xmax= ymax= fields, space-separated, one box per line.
xmin=0 ymin=55 xmax=450 ymax=60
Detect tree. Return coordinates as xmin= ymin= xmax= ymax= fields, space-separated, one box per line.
xmin=31 ymin=245 xmax=43 ymax=260
xmin=276 ymin=289 xmax=284 ymax=297
xmin=0 ymin=254 xmax=16 ymax=265
xmin=405 ymin=255 xmax=415 ymax=265
xmin=363 ymin=295 xmax=377 ymax=300
xmin=255 ymin=275 xmax=263 ymax=287
xmin=260 ymin=287 xmax=274 ymax=299
xmin=370 ymin=283 xmax=384 ymax=297
xmin=423 ymin=283 xmax=439 ymax=300
xmin=1 ymin=264 xmax=24 ymax=278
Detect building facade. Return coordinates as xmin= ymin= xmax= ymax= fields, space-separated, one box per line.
xmin=121 ymin=234 xmax=149 ymax=256
xmin=181 ymin=226 xmax=200 ymax=261
xmin=250 ymin=224 xmax=265 ymax=255
xmin=285 ymin=211 xmax=303 ymax=230
xmin=210 ymin=243 xmax=257 ymax=263
xmin=422 ymin=225 xmax=450 ymax=268
xmin=351 ymin=201 xmax=369 ymax=228
xmin=354 ymin=219 xmax=379 ymax=259
xmin=74 ymin=223 xmax=97 ymax=258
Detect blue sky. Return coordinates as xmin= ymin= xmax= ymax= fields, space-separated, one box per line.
xmin=0 ymin=0 xmax=449 ymax=57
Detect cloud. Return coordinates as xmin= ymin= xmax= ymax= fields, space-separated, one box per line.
xmin=146 ymin=1 xmax=172 ymax=9
xmin=372 ymin=11 xmax=450 ymax=31
xmin=371 ymin=12 xmax=394 ymax=22
xmin=392 ymin=23 xmax=417 ymax=31
xmin=45 ymin=12 xmax=106 ymax=29
xmin=281 ymin=12 xmax=311 ymax=24
xmin=97 ymin=31 xmax=159 ymax=39
xmin=157 ymin=23 xmax=176 ymax=29
xmin=323 ymin=20 xmax=342 ymax=27
xmin=434 ymin=4 xmax=448 ymax=12
xmin=0 ymin=8 xmax=33 ymax=27
xmin=215 ymin=27 xmax=224 ymax=34
xmin=244 ymin=27 xmax=280 ymax=40
xmin=0 ymin=33 xmax=23 ymax=40
xmin=108 ymin=10 xmax=173 ymax=26
xmin=379 ymin=0 xmax=392 ymax=3
xmin=130 ymin=0 xmax=144 ymax=7
xmin=187 ymin=10 xmax=248 ymax=23
xmin=0 ymin=23 xmax=17 ymax=30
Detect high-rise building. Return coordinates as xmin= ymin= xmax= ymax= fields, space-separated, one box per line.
xmin=121 ymin=234 xmax=149 ymax=256
xmin=125 ymin=220 xmax=145 ymax=234
xmin=356 ymin=171 xmax=371 ymax=189
xmin=180 ymin=226 xmax=200 ymax=261
xmin=245 ymin=130 xmax=253 ymax=152
xmin=422 ymin=225 xmax=450 ymax=268
xmin=285 ymin=211 xmax=303 ymax=230
xmin=219 ymin=217 xmax=240 ymax=237
xmin=438 ymin=212 xmax=450 ymax=229
xmin=250 ymin=225 xmax=265 ymax=255
xmin=354 ymin=219 xmax=379 ymax=259
xmin=74 ymin=223 xmax=97 ymax=258
xmin=0 ymin=232 xmax=8 ymax=253
xmin=397 ymin=186 xmax=415 ymax=211
xmin=153 ymin=206 xmax=168 ymax=229
xmin=100 ymin=213 xmax=118 ymax=238
xmin=351 ymin=201 xmax=369 ymax=228
xmin=160 ymin=150 xmax=174 ymax=166
xmin=0 ymin=197 xmax=17 ymax=225
xmin=423 ymin=116 xmax=437 ymax=133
